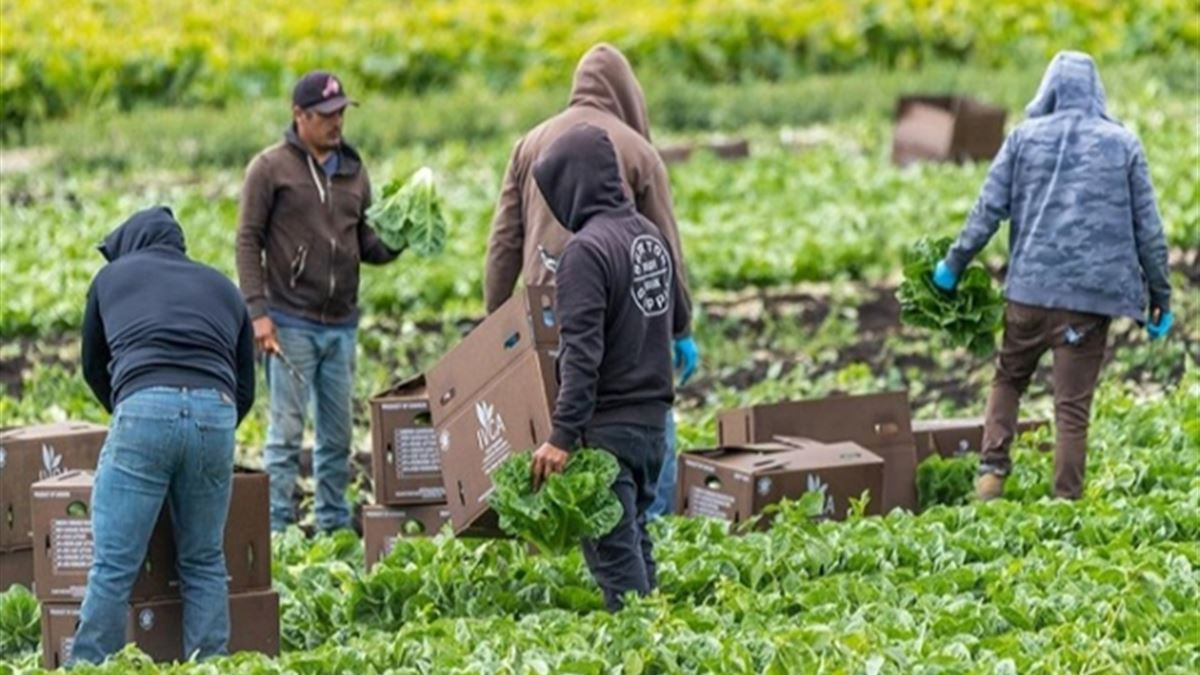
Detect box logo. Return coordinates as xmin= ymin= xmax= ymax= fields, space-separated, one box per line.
xmin=805 ymin=473 xmax=836 ymax=517
xmin=475 ymin=400 xmax=512 ymax=461
xmin=629 ymin=234 xmax=672 ymax=317
xmin=0 ymin=447 xmax=6 ymax=471
xmin=138 ymin=608 xmax=156 ymax=631
xmin=39 ymin=443 xmax=64 ymax=480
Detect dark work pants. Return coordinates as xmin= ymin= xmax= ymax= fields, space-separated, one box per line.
xmin=981 ymin=301 xmax=1110 ymax=499
xmin=579 ymin=421 xmax=665 ymax=612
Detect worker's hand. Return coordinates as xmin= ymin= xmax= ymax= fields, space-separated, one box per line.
xmin=673 ymin=337 xmax=699 ymax=386
xmin=253 ymin=316 xmax=280 ymax=354
xmin=932 ymin=260 xmax=958 ymax=292
xmin=1147 ymin=307 xmax=1174 ymax=341
xmin=531 ymin=442 xmax=570 ymax=490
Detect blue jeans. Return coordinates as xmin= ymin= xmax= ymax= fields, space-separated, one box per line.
xmin=647 ymin=410 xmax=677 ymax=519
xmin=71 ymin=387 xmax=235 ymax=665
xmin=264 ymin=326 xmax=355 ymax=532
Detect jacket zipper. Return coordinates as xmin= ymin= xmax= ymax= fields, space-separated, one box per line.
xmin=322 ymin=171 xmax=336 ymax=324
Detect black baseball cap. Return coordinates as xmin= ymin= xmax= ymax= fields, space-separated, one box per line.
xmin=292 ymin=70 xmax=357 ymax=113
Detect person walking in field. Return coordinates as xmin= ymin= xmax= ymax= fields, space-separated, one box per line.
xmin=485 ymin=43 xmax=696 ymax=520
xmin=529 ymin=123 xmax=689 ymax=611
xmin=73 ymin=207 xmax=256 ymax=664
xmin=932 ymin=51 xmax=1173 ymax=501
xmin=236 ymin=71 xmax=402 ymax=533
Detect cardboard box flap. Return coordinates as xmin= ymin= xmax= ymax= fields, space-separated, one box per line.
xmin=371 ymin=374 xmax=427 ymax=401
xmin=31 ymin=470 xmax=95 ymax=493
xmin=690 ymin=446 xmax=796 ymax=474
xmin=2 ymin=422 xmax=106 ymax=442
xmin=774 ymin=440 xmax=885 ymax=470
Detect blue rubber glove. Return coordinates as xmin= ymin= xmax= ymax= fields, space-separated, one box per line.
xmin=1147 ymin=309 xmax=1174 ymax=341
xmin=932 ymin=260 xmax=958 ymax=292
xmin=673 ymin=337 xmax=699 ymax=386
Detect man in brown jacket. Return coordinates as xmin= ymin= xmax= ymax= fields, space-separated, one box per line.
xmin=236 ymin=71 xmax=400 ymax=533
xmin=484 ymin=44 xmax=697 ymax=518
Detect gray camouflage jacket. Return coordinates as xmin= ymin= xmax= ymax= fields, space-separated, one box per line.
xmin=944 ymin=51 xmax=1171 ymax=321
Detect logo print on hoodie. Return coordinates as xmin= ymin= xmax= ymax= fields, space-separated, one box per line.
xmin=629 ymin=234 xmax=672 ymax=317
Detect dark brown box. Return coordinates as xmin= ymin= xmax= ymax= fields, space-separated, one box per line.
xmin=657 ymin=143 xmax=694 ymax=164
xmin=40 ymin=590 xmax=280 ymax=669
xmin=31 ymin=470 xmax=271 ymax=602
xmin=362 ymin=503 xmax=452 ymax=570
xmin=706 ymin=138 xmax=751 ymax=160
xmin=0 ymin=422 xmax=106 ymax=551
xmin=434 ymin=349 xmax=558 ymax=537
xmin=913 ymin=417 xmax=1049 ymax=463
xmin=716 ymin=391 xmax=919 ymax=512
xmin=426 ymin=285 xmax=558 ymax=425
xmin=0 ymin=546 xmax=34 ymax=590
xmin=370 ymin=375 xmax=444 ymax=506
xmin=892 ymin=95 xmax=1007 ymax=166
xmin=677 ymin=440 xmax=884 ymax=528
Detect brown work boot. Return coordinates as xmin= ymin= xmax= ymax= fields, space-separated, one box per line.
xmin=975 ymin=473 xmax=1007 ymax=501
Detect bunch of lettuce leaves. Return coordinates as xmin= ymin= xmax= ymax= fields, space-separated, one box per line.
xmin=489 ymin=448 xmax=623 ymax=555
xmin=897 ymin=236 xmax=1004 ymax=357
xmin=366 ymin=167 xmax=448 ymax=256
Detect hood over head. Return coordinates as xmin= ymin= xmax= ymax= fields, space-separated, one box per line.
xmin=99 ymin=206 xmax=187 ymax=262
xmin=533 ymin=123 xmax=631 ymax=233
xmin=1025 ymin=51 xmax=1110 ymax=119
xmin=568 ymin=43 xmax=652 ymax=141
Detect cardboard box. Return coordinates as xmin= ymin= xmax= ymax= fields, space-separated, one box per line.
xmin=913 ymin=417 xmax=1049 ymax=463
xmin=0 ymin=422 xmax=106 ymax=551
xmin=677 ymin=440 xmax=884 ymax=527
xmin=41 ymin=590 xmax=280 ymax=669
xmin=892 ymin=95 xmax=1007 ymax=166
xmin=716 ymin=391 xmax=919 ymax=512
xmin=0 ymin=546 xmax=34 ymax=590
xmin=370 ymin=376 xmax=445 ymax=506
xmin=362 ymin=504 xmax=452 ymax=570
xmin=31 ymin=471 xmax=271 ymax=602
xmin=427 ymin=286 xmax=560 ymax=537
xmin=426 ymin=285 xmax=558 ymax=425
xmin=435 ymin=349 xmax=558 ymax=536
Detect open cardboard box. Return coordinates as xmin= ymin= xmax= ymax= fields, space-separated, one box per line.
xmin=716 ymin=391 xmax=919 ymax=512
xmin=677 ymin=439 xmax=884 ymax=528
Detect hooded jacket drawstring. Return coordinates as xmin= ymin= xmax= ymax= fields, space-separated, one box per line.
xmin=305 ymin=154 xmax=327 ymax=204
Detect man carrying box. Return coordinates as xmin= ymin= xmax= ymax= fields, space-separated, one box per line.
xmin=529 ymin=123 xmax=689 ymax=611
xmin=932 ymin=52 xmax=1173 ymax=501
xmin=73 ymin=207 xmax=256 ymax=664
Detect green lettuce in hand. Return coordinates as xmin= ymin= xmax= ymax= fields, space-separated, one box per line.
xmin=489 ymin=448 xmax=623 ymax=556
xmin=897 ymin=236 xmax=1004 ymax=357
xmin=367 ymin=166 xmax=448 ymax=256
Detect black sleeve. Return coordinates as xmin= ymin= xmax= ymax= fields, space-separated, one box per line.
xmin=548 ymin=242 xmax=608 ymax=450
xmin=81 ymin=284 xmax=114 ymax=412
xmin=234 ymin=308 xmax=256 ymax=425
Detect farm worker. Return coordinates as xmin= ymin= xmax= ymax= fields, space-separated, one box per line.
xmin=484 ymin=43 xmax=695 ymax=520
xmin=73 ymin=206 xmax=256 ymax=663
xmin=932 ymin=51 xmax=1173 ymax=501
xmin=236 ymin=71 xmax=401 ymax=533
xmin=529 ymin=123 xmax=689 ymax=611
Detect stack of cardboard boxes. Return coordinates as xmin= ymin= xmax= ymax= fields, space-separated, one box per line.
xmin=0 ymin=423 xmax=106 ymax=591
xmin=31 ymin=470 xmax=277 ymax=668
xmin=363 ymin=376 xmax=451 ymax=569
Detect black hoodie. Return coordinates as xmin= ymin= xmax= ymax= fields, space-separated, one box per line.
xmin=534 ymin=124 xmax=690 ymax=450
xmin=82 ymin=207 xmax=255 ymax=422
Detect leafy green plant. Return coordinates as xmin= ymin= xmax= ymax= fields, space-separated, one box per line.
xmin=489 ymin=448 xmax=624 ymax=555
xmin=0 ymin=584 xmax=40 ymax=658
xmin=916 ymin=452 xmax=979 ymax=509
xmin=897 ymin=236 xmax=1005 ymax=356
xmin=367 ymin=167 xmax=448 ymax=256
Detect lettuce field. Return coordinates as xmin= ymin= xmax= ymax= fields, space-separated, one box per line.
xmin=1 ymin=2 xmax=1198 ymax=673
